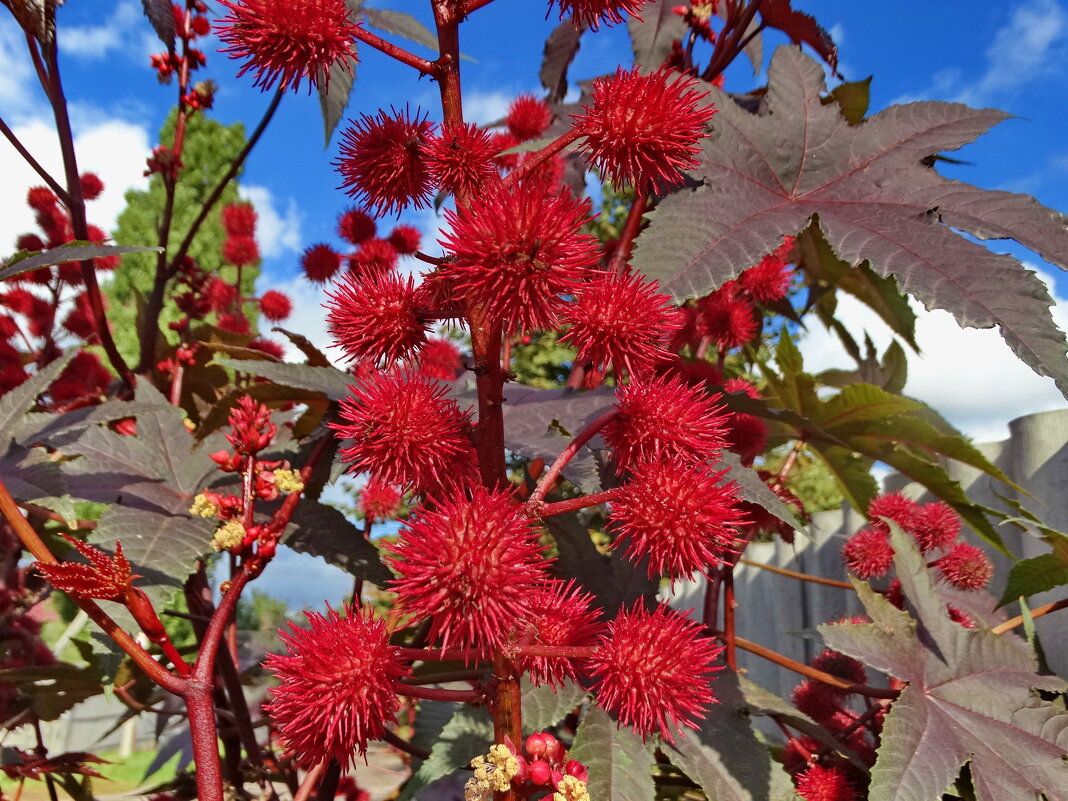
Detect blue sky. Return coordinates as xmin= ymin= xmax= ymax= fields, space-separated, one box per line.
xmin=4 ymin=2 xmax=1068 ymax=605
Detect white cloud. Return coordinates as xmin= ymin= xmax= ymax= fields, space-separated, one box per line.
xmin=0 ymin=17 xmax=36 ymax=113
xmin=59 ymin=0 xmax=142 ymax=60
xmin=798 ymin=266 xmax=1068 ymax=443
xmin=256 ymin=274 xmax=344 ymax=363
xmin=462 ymin=90 xmax=514 ymax=126
xmin=0 ymin=117 xmax=150 ymax=251
xmin=238 ymin=185 xmax=302 ymax=259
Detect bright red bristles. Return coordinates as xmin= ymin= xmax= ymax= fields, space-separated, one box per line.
xmin=841 ymin=527 xmax=893 ymax=580
xmin=560 ymin=271 xmax=682 ymax=379
xmin=300 ymin=243 xmax=342 ymax=283
xmin=259 ymin=289 xmax=292 ymax=321
xmin=387 ymin=224 xmax=421 ymax=255
xmin=331 ymin=371 xmax=476 ymax=495
xmin=512 ymin=580 xmax=603 ymax=688
xmin=587 ymin=601 xmax=722 ymax=743
xmin=348 ymin=238 xmax=398 ymax=278
xmin=438 ymin=182 xmax=601 ymax=334
xmin=423 ymin=123 xmax=500 ymax=199
xmin=506 ymin=94 xmax=552 ymax=142
xmin=698 ymin=287 xmax=758 ymax=350
xmin=264 ymin=604 xmax=406 ymax=767
xmin=337 ymin=207 xmax=376 ymax=245
xmin=935 ymin=542 xmax=993 ymax=591
xmin=359 ymin=478 xmax=402 ymax=521
xmin=335 ymin=108 xmax=434 ymax=218
xmin=603 ymin=373 xmax=728 ymax=473
xmin=574 ymin=65 xmax=714 ymax=192
xmin=739 ymin=251 xmax=793 ymax=302
xmin=222 ymin=235 xmax=259 ymax=267
xmin=867 ymin=492 xmax=919 ymax=536
xmin=216 ymin=0 xmax=361 ymax=93
xmin=609 ymin=460 xmax=744 ymax=580
xmin=79 ymin=172 xmax=105 ymax=201
xmin=413 ymin=337 xmax=463 ymax=381
xmin=325 ymin=270 xmax=429 ymax=366
xmin=386 ymin=486 xmax=551 ymax=655
xmin=221 ymin=202 xmax=257 ymax=237
xmin=50 ymin=350 xmax=112 ymax=404
xmin=550 ymin=0 xmax=648 ymax=29
xmin=794 ymin=764 xmax=858 ymax=801
xmin=911 ymin=501 xmax=960 ymax=553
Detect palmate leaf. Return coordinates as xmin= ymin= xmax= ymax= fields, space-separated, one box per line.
xmin=821 ymin=529 xmax=1068 ymax=801
xmin=397 ymin=705 xmax=492 ymax=801
xmin=540 ymin=19 xmax=584 ymax=102
xmin=569 ymin=706 xmax=655 ymax=801
xmin=626 ymin=0 xmax=686 ymax=71
xmin=0 ymin=243 xmax=160 ymax=282
xmin=216 ymin=357 xmax=354 ymax=400
xmin=633 ymin=46 xmax=1068 ymax=397
xmin=520 ymin=677 xmax=587 ymax=731
xmin=757 ymin=0 xmax=837 ymax=72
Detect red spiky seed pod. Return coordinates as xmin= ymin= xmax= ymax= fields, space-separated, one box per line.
xmin=222 ymin=235 xmax=259 ymax=267
xmin=512 ymin=580 xmax=603 ymax=688
xmin=934 ymin=542 xmax=993 ymax=591
xmin=438 ymin=182 xmax=601 ymax=334
xmin=216 ymin=0 xmax=361 ymax=93
xmin=331 ymin=371 xmax=476 ymax=494
xmin=490 ymin=131 xmax=521 ymax=170
xmin=867 ymin=492 xmax=919 ymax=536
xmin=300 ymin=243 xmax=342 ymax=283
xmin=221 ymin=203 xmax=257 ymax=237
xmin=79 ymin=172 xmax=105 ymax=201
xmin=722 ymin=411 xmax=768 ymax=466
xmin=16 ymin=233 xmax=45 ymax=252
xmin=26 ymin=187 xmax=56 ymax=212
xmin=348 ymin=238 xmax=398 ymax=278
xmin=335 ymin=108 xmax=435 ymax=218
xmin=50 ymin=350 xmax=112 ymax=404
xmin=359 ymin=478 xmax=402 ymax=521
xmin=216 ymin=312 xmax=250 ymax=334
xmin=911 ymin=501 xmax=960 ymax=553
xmin=841 ymin=527 xmax=893 ymax=580
xmin=574 ymin=65 xmax=714 ymax=191
xmin=794 ymin=764 xmax=858 ymax=801
xmin=337 ymin=207 xmax=376 ymax=245
xmin=610 ymin=460 xmax=744 ymax=580
xmin=387 ymin=224 xmax=421 ymax=255
xmin=265 ymin=604 xmax=407 ymax=767
xmin=697 ymin=287 xmax=758 ymax=350
xmin=325 ymin=270 xmax=429 ymax=366
xmin=603 ymin=373 xmax=728 ymax=473
xmin=386 ymin=485 xmax=550 ymax=654
xmin=423 ymin=123 xmax=500 ymax=199
xmin=248 ymin=337 xmax=285 ymax=359
xmin=560 ymin=271 xmax=682 ymax=379
xmin=34 ymin=536 xmax=132 ymax=601
xmin=550 ymin=0 xmax=648 ymax=30
xmin=739 ymin=251 xmax=792 ymax=302
xmin=414 ymin=337 xmax=463 ymax=381
xmin=259 ymin=289 xmax=292 ymax=321
xmin=506 ymin=94 xmax=552 ymax=142
xmin=588 ymin=601 xmax=722 ymax=743
xmin=810 ymin=649 xmax=867 ymax=686
xmin=791 ymin=679 xmax=845 ymax=725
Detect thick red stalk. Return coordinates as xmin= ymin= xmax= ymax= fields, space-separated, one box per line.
xmin=353 ymin=26 xmax=437 ymax=74
xmin=738 ymin=557 xmax=854 ymax=590
xmin=527 ymin=409 xmax=618 ymax=507
xmin=533 ymin=489 xmax=618 ymax=518
xmin=392 ymin=683 xmax=483 ymax=703
xmin=502 ymin=128 xmax=583 ymax=189
xmin=0 ymin=116 xmax=69 ymax=203
xmin=607 ymin=192 xmax=648 ymax=273
xmin=723 ymin=564 xmax=737 ymax=670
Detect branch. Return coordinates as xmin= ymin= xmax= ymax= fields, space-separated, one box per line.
xmin=526 ymin=408 xmax=617 ymax=508
xmin=606 ymin=192 xmax=648 ymax=273
xmin=0 ymin=479 xmax=185 ymax=695
xmin=0 ymin=116 xmax=70 ymax=203
xmin=353 ymin=27 xmax=437 ymax=74
xmin=738 ymin=557 xmax=854 ymax=590
xmin=991 ymin=597 xmax=1068 ymax=635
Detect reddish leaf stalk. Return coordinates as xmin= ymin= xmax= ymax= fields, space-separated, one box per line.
xmin=0 ymin=116 xmax=69 ymax=203
xmin=502 ymin=128 xmax=583 ymax=189
xmin=392 ymin=683 xmax=483 ymax=703
xmin=533 ymin=488 xmax=618 ymax=518
xmin=490 ymin=652 xmax=522 ymax=779
xmin=732 ymin=634 xmax=899 ymax=698
xmin=527 ymin=408 xmax=619 ymax=507
xmin=991 ymin=597 xmax=1068 ymax=635
xmin=353 ymin=26 xmax=437 ymax=75
xmin=293 ymin=760 xmax=326 ymax=801
xmin=738 ymin=557 xmax=855 ymax=589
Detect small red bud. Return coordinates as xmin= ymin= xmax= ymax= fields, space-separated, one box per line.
xmin=528 ymin=458 xmax=545 ymax=481
xmin=564 ymin=760 xmax=589 ymax=783
xmin=542 ymin=734 xmax=562 ymax=762
xmin=525 ymin=733 xmax=547 ymax=758
xmin=550 ymin=769 xmax=564 ymax=788
xmin=511 ymin=755 xmax=529 ymax=783
xmin=529 ymin=759 xmax=551 ymax=786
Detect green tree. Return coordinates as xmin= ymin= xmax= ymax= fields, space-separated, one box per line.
xmin=107 ymin=111 xmax=255 ymax=363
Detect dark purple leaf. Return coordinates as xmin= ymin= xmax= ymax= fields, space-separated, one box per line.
xmin=141 ymin=0 xmax=175 ymax=50
xmin=361 ymin=7 xmax=437 ymax=51
xmin=757 ymin=0 xmax=837 ymax=72
xmin=540 ymin=19 xmax=584 ymax=102
xmin=570 ymin=706 xmax=655 ymax=801
xmin=317 ymin=52 xmax=357 ymax=147
xmin=821 ymin=529 xmax=1068 ymax=801
xmin=0 ymin=243 xmax=160 ymax=282
xmin=280 ymin=500 xmax=391 ymax=586
xmin=216 ymin=358 xmax=355 ymax=400
xmin=626 ymin=0 xmax=686 ymax=71
xmin=633 ymin=46 xmax=1068 ymax=397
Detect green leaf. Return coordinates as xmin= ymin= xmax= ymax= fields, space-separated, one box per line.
xmin=816 ymin=383 xmax=921 ymax=429
xmin=999 ymin=553 xmax=1068 ymax=606
xmin=521 ymin=677 xmax=586 ymax=731
xmin=823 ymin=76 xmax=872 ymax=125
xmin=718 ymin=451 xmax=805 ymax=534
xmin=0 ymin=243 xmax=161 ymax=281
xmin=216 ymin=358 xmax=355 ymax=400
xmin=664 ymin=670 xmax=771 ymax=801
xmin=774 ymin=326 xmax=804 ymax=376
xmin=281 ymin=500 xmax=392 ymax=587
xmin=570 ymin=706 xmax=655 ymax=801
xmin=809 ymin=443 xmax=878 ymax=512
xmin=397 ymin=705 xmax=492 ymax=801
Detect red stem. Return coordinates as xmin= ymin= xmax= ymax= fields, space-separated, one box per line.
xmin=0 ymin=116 xmax=69 ymax=203
xmin=723 ymin=564 xmax=737 ymax=670
xmin=392 ymin=683 xmax=482 ymax=703
xmin=533 ymin=489 xmax=617 ymax=518
xmin=607 ymin=192 xmax=648 ymax=273
xmin=293 ymin=761 xmax=326 ymax=801
xmin=502 ymin=128 xmax=583 ymax=189
xmin=527 ymin=409 xmax=618 ymax=508
xmin=353 ymin=27 xmax=437 ymax=74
